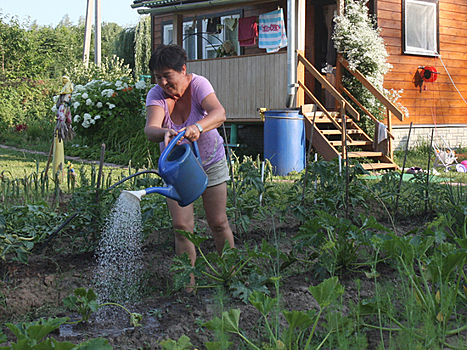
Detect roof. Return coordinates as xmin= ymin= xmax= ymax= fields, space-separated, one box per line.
xmin=131 ymin=0 xmax=276 ymax=14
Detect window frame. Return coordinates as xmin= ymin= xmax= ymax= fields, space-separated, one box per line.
xmin=402 ymin=0 xmax=439 ymax=57
xmin=161 ymin=9 xmax=242 ymax=60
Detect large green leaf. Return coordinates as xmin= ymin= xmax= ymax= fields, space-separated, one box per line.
xmin=159 ymin=335 xmax=193 ymax=350
xmin=203 ymin=309 xmax=241 ymax=334
xmin=73 ymin=338 xmax=113 ymax=350
xmin=248 ymin=291 xmax=278 ymax=316
xmin=308 ymin=277 xmax=344 ymax=308
xmin=283 ymin=310 xmax=315 ymax=331
xmin=34 ymin=338 xmax=75 ymax=350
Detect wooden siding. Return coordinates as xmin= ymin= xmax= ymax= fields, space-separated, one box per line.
xmin=378 ymin=0 xmax=467 ymax=126
xmin=187 ymin=52 xmax=287 ymax=120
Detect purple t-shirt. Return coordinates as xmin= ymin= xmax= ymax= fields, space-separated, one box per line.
xmin=146 ymin=73 xmax=225 ymax=170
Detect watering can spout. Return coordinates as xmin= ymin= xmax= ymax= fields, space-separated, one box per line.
xmin=122 ymin=190 xmax=147 ymax=202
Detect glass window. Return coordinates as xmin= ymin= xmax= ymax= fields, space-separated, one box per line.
xmin=162 ymin=22 xmax=198 ymax=60
xmin=404 ymin=0 xmax=438 ymax=56
xmin=202 ymin=15 xmax=240 ymax=59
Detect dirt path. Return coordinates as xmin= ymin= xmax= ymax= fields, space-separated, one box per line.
xmin=0 ymin=144 xmax=127 ymax=169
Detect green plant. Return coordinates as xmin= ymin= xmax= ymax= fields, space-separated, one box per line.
xmin=63 ymin=287 xmax=142 ymax=327
xmin=355 ymin=221 xmax=467 ymax=348
xmin=0 ymin=317 xmax=112 ymax=349
xmin=200 ymin=277 xmax=346 ymax=350
xmin=295 ymin=211 xmax=390 ymax=278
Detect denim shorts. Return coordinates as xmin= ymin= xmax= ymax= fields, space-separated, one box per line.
xmin=206 ymin=157 xmax=230 ymax=187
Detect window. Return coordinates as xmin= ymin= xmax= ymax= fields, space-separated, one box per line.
xmin=162 ymin=12 xmax=240 ymax=60
xmin=202 ymin=15 xmax=240 ymax=59
xmin=404 ymin=0 xmax=439 ymax=56
xmin=163 ymin=22 xmax=198 ymax=60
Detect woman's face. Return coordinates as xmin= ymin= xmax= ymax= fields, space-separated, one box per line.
xmin=154 ymin=66 xmax=187 ymax=97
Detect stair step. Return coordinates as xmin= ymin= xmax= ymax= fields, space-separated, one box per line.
xmin=347 ymin=151 xmax=383 ymax=158
xmin=303 ymin=111 xmax=340 ymax=119
xmin=330 ymin=140 xmax=373 ymax=147
xmin=320 ymin=129 xmax=363 ymax=135
xmin=361 ymin=163 xmax=399 ymax=171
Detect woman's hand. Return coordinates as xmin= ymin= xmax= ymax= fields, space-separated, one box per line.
xmin=180 ymin=124 xmax=202 ymax=142
xmin=164 ymin=129 xmax=179 ymax=146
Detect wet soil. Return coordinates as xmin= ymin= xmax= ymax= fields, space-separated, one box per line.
xmin=0 ymin=208 xmax=424 ymax=349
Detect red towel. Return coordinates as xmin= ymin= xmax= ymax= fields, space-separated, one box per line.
xmin=238 ymin=16 xmax=258 ymax=46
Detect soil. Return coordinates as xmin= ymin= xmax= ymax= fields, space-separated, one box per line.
xmin=0 ymin=200 xmax=426 ymax=349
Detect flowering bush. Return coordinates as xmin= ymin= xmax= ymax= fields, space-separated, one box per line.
xmin=332 ymin=0 xmax=408 ymax=120
xmin=62 ymin=78 xmax=150 ymax=148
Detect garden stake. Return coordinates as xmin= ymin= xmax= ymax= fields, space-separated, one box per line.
xmin=425 ymin=128 xmax=434 ymax=214
xmin=302 ymin=104 xmax=317 ymax=205
xmin=95 ymin=143 xmax=105 ymax=204
xmin=394 ymin=121 xmax=413 ymax=216
xmin=342 ymin=102 xmax=349 ymax=219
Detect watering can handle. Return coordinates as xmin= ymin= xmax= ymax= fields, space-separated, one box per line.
xmin=162 ymin=130 xmax=202 ymax=161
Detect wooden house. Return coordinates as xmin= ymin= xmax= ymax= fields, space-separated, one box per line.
xmin=131 ymin=0 xmax=467 ymax=171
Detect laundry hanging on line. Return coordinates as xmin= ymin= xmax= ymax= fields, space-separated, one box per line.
xmin=258 ymin=8 xmax=287 ymax=53
xmin=224 ymin=18 xmax=237 ymax=31
xmin=238 ymin=16 xmax=258 ymax=46
xmin=206 ymin=16 xmax=221 ymax=34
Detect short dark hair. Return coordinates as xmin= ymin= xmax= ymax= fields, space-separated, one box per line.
xmin=148 ymin=44 xmax=187 ymax=73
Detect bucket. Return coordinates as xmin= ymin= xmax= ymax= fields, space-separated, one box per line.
xmin=264 ymin=109 xmax=305 ymax=176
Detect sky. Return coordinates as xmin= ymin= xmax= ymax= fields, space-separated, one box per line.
xmin=1 ymin=0 xmax=142 ymax=27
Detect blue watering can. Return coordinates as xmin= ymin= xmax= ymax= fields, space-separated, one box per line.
xmin=123 ymin=130 xmax=208 ymax=206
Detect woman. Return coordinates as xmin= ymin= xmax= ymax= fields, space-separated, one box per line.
xmin=145 ymin=44 xmax=235 ymax=292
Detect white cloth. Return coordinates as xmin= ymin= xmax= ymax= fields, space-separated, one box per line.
xmin=377 ymin=122 xmax=387 ymax=144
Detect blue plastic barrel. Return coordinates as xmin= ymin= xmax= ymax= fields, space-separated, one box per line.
xmin=264 ymin=109 xmax=305 ymax=176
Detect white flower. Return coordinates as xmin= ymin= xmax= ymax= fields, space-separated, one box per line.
xmin=116 ymin=80 xmax=123 ymax=87
xmin=86 ymin=98 xmax=93 ymax=106
xmin=73 ymin=115 xmax=81 ymax=123
xmin=135 ymin=80 xmax=146 ymax=90
xmin=51 ymin=105 xmax=58 ymax=113
xmin=96 ymin=102 xmax=103 ymax=108
xmin=94 ymin=115 xmax=101 ymax=120
xmin=53 ymin=95 xmax=59 ymax=103
xmin=90 ymin=118 xmax=96 ymax=124
xmin=108 ymin=103 xmax=116 ymax=109
xmin=74 ymin=85 xmax=85 ymax=93
xmin=82 ymin=120 xmax=91 ymax=128
xmin=82 ymin=93 xmax=89 ymax=99
xmin=83 ymin=113 xmax=92 ymax=121
xmin=101 ymin=89 xmax=115 ymax=98
xmin=73 ymin=101 xmax=80 ymax=109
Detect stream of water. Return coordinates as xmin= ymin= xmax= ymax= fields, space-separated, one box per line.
xmin=94 ymin=192 xmax=143 ymax=313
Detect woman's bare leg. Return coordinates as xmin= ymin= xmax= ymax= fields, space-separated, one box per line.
xmin=166 ymin=199 xmax=196 ymax=290
xmin=202 ymin=182 xmax=234 ymax=254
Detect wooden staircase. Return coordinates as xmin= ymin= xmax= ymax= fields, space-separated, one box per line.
xmin=296 ymin=52 xmax=405 ymax=172
xmin=301 ymin=106 xmax=398 ymax=171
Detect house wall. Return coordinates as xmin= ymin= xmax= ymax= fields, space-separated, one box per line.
xmin=378 ymin=0 xmax=467 ymax=148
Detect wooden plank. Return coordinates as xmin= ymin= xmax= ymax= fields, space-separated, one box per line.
xmin=339 ymin=57 xmax=404 ymax=121
xmin=297 ymin=53 xmax=360 ymax=119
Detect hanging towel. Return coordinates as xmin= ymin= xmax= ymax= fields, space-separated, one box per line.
xmin=238 ymin=16 xmax=258 ymax=46
xmin=373 ymin=122 xmax=389 ymax=156
xmin=207 ymin=17 xmax=221 ymax=34
xmin=258 ymin=9 xmax=287 ymax=53
xmin=224 ymin=18 xmax=237 ymax=31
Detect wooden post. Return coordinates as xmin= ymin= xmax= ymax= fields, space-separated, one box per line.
xmin=173 ymin=14 xmax=183 ymax=46
xmin=83 ymin=0 xmax=94 ymax=66
xmin=387 ymin=108 xmax=393 ymax=159
xmin=94 ymin=0 xmax=101 ymax=66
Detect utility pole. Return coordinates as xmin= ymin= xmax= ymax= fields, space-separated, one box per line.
xmin=83 ymin=0 xmax=93 ymax=66
xmin=95 ymin=0 xmax=101 ymax=66
xmin=83 ymin=0 xmax=102 ymax=67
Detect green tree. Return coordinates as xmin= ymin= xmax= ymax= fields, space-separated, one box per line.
xmin=134 ymin=15 xmax=151 ymax=78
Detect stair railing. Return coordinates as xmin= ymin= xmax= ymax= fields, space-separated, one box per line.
xmin=337 ymin=55 xmax=405 ymax=159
